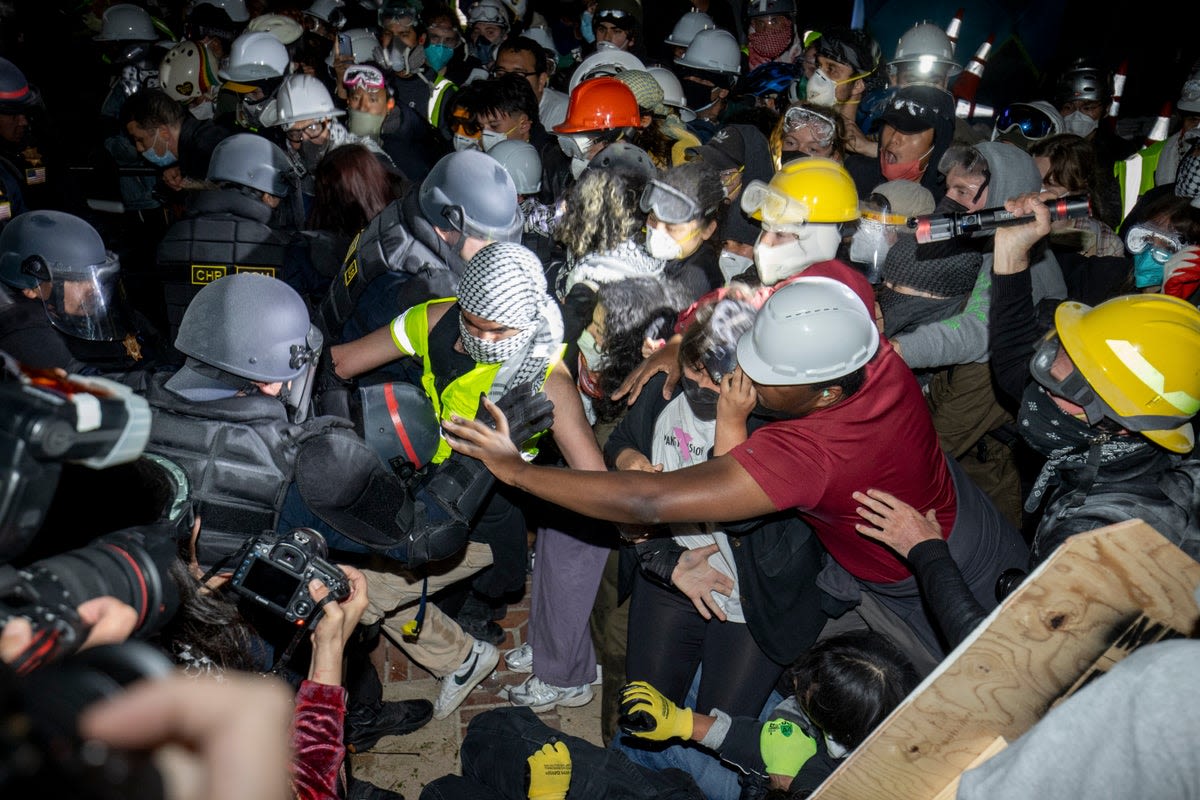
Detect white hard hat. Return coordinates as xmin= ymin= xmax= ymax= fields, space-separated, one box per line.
xmin=675 ymin=28 xmax=741 ymax=76
xmin=467 ymin=0 xmax=510 ymax=27
xmin=647 ymin=66 xmax=695 ymax=122
xmin=568 ymin=47 xmax=645 ymax=94
xmin=246 ymin=13 xmax=304 ymax=46
xmin=159 ymin=41 xmax=219 ymax=101
xmin=664 ymin=11 xmax=715 ymax=48
xmin=220 ymin=32 xmax=290 ymax=83
xmin=95 ymin=3 xmax=157 ymax=42
xmin=486 ymin=139 xmax=542 ymax=194
xmin=737 ymin=276 xmax=879 ymax=385
xmin=260 ymin=73 xmax=345 ymax=127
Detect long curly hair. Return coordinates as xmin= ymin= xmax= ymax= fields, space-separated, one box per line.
xmin=554 ymin=167 xmax=650 ymax=260
xmin=590 ymin=275 xmax=692 ymax=423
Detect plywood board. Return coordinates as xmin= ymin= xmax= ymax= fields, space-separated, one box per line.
xmin=810 ymin=519 xmax=1200 ymax=800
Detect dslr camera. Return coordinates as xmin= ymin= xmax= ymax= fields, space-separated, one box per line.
xmin=230 ymin=528 xmax=349 ymax=624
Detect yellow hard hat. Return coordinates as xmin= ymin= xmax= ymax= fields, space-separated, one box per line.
xmin=739 ymin=157 xmax=859 ymax=227
xmin=1055 ymin=293 xmax=1200 ymax=453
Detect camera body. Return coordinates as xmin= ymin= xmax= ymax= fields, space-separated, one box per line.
xmin=230 ymin=528 xmax=349 ymax=624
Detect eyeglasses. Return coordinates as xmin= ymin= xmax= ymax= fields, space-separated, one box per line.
xmin=284 ymin=120 xmax=328 ymax=142
xmin=344 ymin=64 xmax=386 ymax=90
xmin=994 ymin=104 xmax=1057 ymax=141
xmin=491 ymin=65 xmax=537 ymax=79
xmin=1125 ymin=224 xmax=1183 ymax=263
xmin=783 ymin=106 xmax=835 ymax=146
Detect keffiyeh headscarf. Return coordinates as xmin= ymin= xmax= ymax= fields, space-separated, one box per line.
xmin=458 ymin=242 xmax=565 ymax=398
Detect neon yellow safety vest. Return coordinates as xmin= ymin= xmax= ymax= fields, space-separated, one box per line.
xmin=1114 ymin=140 xmax=1164 ymax=228
xmin=390 ymin=298 xmax=560 ymax=463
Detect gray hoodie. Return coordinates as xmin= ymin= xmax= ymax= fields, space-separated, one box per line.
xmin=893 ymin=141 xmax=1067 ymax=368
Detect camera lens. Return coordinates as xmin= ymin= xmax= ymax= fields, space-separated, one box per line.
xmin=23 ymin=526 xmax=180 ymax=636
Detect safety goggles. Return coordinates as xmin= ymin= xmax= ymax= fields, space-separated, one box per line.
xmin=994 ymin=103 xmax=1057 ymax=141
xmin=343 ymin=64 xmax=386 ymax=91
xmin=740 ymin=179 xmax=810 ymax=227
xmin=1029 ymin=331 xmax=1189 ymax=433
xmin=1125 ymin=224 xmax=1183 ymax=263
xmin=284 ymin=119 xmax=328 ymax=142
xmin=640 ymin=180 xmax=703 ymax=224
xmin=596 ymin=8 xmax=634 ymax=22
xmin=782 ymin=106 xmax=835 ymax=147
xmin=380 ymin=6 xmax=419 ymax=24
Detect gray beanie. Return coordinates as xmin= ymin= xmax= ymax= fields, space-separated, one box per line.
xmin=882 ymin=236 xmax=982 ymax=298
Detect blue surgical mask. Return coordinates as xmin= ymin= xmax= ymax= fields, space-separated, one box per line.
xmin=581 ymin=10 xmax=595 ymax=43
xmin=1133 ymin=249 xmax=1168 ymax=289
xmin=425 ymin=43 xmax=454 ymax=72
xmin=141 ymin=130 xmax=177 ymax=167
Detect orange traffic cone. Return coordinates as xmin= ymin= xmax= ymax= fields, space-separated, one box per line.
xmin=952 ymin=34 xmax=993 ymax=103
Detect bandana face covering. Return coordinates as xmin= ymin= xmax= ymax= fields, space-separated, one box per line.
xmin=458 ymin=314 xmax=535 ymax=363
xmin=749 ymin=26 xmax=793 ymax=65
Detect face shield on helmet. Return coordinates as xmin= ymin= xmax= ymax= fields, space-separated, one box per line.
xmin=21 ymin=251 xmax=129 ymax=341
xmin=848 ymin=195 xmax=909 ymax=283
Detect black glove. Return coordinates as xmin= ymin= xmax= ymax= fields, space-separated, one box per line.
xmin=486 ymin=381 xmax=555 ymax=449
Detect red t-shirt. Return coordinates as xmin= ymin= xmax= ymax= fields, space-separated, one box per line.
xmin=729 ymin=343 xmax=957 ymax=584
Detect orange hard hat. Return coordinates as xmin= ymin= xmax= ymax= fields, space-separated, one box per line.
xmin=553 ymin=76 xmax=642 ymax=134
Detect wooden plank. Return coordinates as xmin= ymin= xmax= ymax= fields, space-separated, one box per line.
xmin=930 ymin=737 xmax=1008 ymax=800
xmin=810 ymin=519 xmax=1200 ymax=800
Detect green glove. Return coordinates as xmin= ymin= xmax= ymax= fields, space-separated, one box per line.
xmin=617 ymin=680 xmax=694 ymax=742
xmin=759 ymin=717 xmax=818 ymax=778
xmin=527 ymin=740 xmax=571 ymax=800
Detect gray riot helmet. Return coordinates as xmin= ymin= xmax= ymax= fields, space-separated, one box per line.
xmin=358 ymin=381 xmax=440 ymax=474
xmin=208 ymin=133 xmax=294 ymax=196
xmin=418 ymin=150 xmax=523 ymax=243
xmin=173 ymin=273 xmax=321 ymax=384
xmin=6 ymin=211 xmax=130 ymax=341
xmin=887 ymin=22 xmax=961 ymax=86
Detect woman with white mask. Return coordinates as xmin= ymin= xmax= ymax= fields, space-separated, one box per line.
xmin=639 ymin=160 xmax=726 ymax=300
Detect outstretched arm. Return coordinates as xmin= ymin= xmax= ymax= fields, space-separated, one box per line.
xmin=442 ymin=399 xmax=778 ymax=525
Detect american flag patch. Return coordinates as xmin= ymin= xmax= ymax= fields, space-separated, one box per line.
xmin=25 ymin=167 xmax=46 ymax=185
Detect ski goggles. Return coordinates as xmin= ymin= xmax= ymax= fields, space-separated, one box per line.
xmin=1125 ymin=224 xmax=1183 ymax=263
xmin=343 ymin=64 xmax=386 ymax=91
xmin=639 ymin=179 xmax=705 ymax=224
xmin=782 ymin=106 xmax=835 ymax=147
xmin=994 ymin=103 xmax=1057 ymax=141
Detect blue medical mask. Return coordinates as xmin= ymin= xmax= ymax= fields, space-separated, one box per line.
xmin=1133 ymin=249 xmax=1168 ymax=288
xmin=141 ymin=130 xmax=176 ymax=167
xmin=581 ymin=10 xmax=595 ymax=43
xmin=425 ymin=43 xmax=455 ymax=72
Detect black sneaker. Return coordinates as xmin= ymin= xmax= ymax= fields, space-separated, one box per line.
xmin=456 ymin=615 xmax=506 ymax=645
xmin=345 ymin=698 xmax=434 ymax=753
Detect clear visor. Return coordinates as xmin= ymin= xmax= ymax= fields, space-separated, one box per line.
xmin=23 ymin=251 xmax=129 ymax=341
xmin=640 ymin=180 xmax=702 ymax=224
xmin=782 ymin=106 xmax=835 ymax=147
xmin=1125 ymin=224 xmax=1182 ymax=261
xmin=859 ymin=197 xmax=909 ymax=227
xmin=740 ymin=179 xmax=810 ymax=226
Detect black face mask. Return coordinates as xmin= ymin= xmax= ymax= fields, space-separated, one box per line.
xmin=681 ymin=78 xmax=717 ymax=112
xmin=1017 ymin=382 xmax=1109 ymax=459
xmin=680 ymin=375 xmax=719 ymax=421
xmin=934 ymin=194 xmax=968 ymax=214
xmin=877 ymin=285 xmax=966 ymax=338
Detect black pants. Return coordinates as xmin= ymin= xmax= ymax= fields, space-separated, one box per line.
xmin=625 ymin=570 xmax=785 ymax=719
xmin=419 ymin=707 xmax=704 ymax=800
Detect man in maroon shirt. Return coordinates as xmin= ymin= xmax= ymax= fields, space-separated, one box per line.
xmin=444 ymin=276 xmax=1028 ymax=674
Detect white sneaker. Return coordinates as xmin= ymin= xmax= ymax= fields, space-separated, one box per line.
xmin=504 ymin=675 xmax=595 ymax=713
xmin=433 ymin=639 xmax=499 ymax=720
xmin=503 ymin=642 xmax=534 ymax=673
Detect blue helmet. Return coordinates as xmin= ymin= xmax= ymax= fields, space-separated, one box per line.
xmin=738 ymin=61 xmax=798 ymax=98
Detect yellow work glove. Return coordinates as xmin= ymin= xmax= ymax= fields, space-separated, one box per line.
xmin=617 ymin=680 xmax=694 ymax=742
xmin=760 ymin=717 xmax=818 ymax=778
xmin=527 ymin=739 xmax=571 ymax=800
